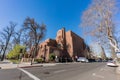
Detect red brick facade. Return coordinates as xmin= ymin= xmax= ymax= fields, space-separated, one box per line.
xmin=66 ymin=30 xmax=86 ymax=58
xmin=36 ymin=28 xmax=87 ymax=62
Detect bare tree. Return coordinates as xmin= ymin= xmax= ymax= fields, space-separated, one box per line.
xmin=13 ymin=29 xmax=22 ymax=45
xmin=80 ymin=0 xmax=119 ymax=59
xmin=1 ymin=22 xmax=16 ymax=61
xmin=23 ymin=17 xmax=46 ymax=65
xmin=21 ymin=30 xmax=32 ymax=49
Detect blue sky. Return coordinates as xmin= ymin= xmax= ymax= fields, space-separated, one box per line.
xmin=1 ymin=0 xmax=120 ymax=57
xmin=0 ymin=0 xmax=91 ymax=43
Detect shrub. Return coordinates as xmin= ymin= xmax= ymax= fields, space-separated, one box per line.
xmin=49 ymin=53 xmax=55 ymax=61
xmin=7 ymin=44 xmax=26 ymax=60
xmin=10 ymin=59 xmax=19 ymax=64
xmin=35 ymin=58 xmax=43 ymax=63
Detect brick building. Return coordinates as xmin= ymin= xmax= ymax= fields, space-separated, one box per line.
xmin=36 ymin=28 xmax=88 ymax=62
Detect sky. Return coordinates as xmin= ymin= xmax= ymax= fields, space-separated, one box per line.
xmin=1 ymin=0 xmax=119 ymax=57
xmin=0 ymin=0 xmax=91 ymax=43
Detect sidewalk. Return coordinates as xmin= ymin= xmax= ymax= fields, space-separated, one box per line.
xmin=0 ymin=60 xmax=77 ymax=69
xmin=0 ymin=60 xmax=57 ymax=69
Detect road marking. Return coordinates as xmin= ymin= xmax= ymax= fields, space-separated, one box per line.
xmin=92 ymin=73 xmax=104 ymax=79
xmin=18 ymin=68 xmax=40 ymax=80
xmin=54 ymin=70 xmax=66 ymax=73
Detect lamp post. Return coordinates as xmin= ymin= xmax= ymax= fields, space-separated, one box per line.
xmin=17 ymin=48 xmax=23 ymax=67
xmin=19 ymin=48 xmax=23 ymax=62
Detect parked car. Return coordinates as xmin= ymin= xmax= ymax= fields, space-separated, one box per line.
xmin=107 ymin=61 xmax=118 ymax=67
xmin=95 ymin=58 xmax=102 ymax=62
xmin=77 ymin=57 xmax=89 ymax=62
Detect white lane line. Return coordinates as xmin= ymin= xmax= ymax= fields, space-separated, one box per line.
xmin=54 ymin=70 xmax=66 ymax=73
xmin=92 ymin=73 xmax=104 ymax=79
xmin=18 ymin=68 xmax=40 ymax=80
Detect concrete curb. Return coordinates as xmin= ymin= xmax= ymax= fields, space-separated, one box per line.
xmin=19 ymin=65 xmax=43 ymax=68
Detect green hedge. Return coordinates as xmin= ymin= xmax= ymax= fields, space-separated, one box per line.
xmin=35 ymin=58 xmax=43 ymax=63
xmin=49 ymin=53 xmax=55 ymax=61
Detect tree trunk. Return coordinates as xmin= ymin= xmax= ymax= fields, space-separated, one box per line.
xmin=107 ymin=27 xmax=119 ymax=59
xmin=110 ymin=46 xmax=117 ymax=59
xmin=0 ymin=46 xmax=4 ymax=55
xmin=1 ymin=46 xmax=7 ymax=61
xmin=1 ymin=40 xmax=9 ymax=61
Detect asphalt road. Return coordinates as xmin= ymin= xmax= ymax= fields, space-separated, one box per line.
xmin=0 ymin=62 xmax=118 ymax=80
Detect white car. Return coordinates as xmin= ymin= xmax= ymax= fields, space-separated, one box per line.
xmin=77 ymin=57 xmax=88 ymax=62
xmin=107 ymin=61 xmax=118 ymax=67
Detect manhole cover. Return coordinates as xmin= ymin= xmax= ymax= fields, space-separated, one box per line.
xmin=44 ymin=72 xmax=50 ymax=74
